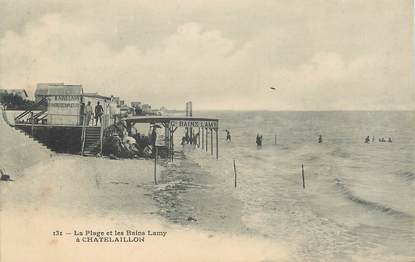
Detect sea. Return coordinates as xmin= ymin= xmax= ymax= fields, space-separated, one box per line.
xmin=153 ymin=111 xmax=414 ymax=261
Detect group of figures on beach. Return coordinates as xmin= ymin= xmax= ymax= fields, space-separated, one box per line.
xmin=79 ymin=101 xmax=104 ymax=126
xmin=102 ymin=121 xmax=160 ymax=159
xmin=365 ymin=136 xmax=392 ymax=143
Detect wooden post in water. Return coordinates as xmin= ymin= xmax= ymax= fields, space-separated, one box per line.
xmin=205 ymin=128 xmax=208 ymax=152
xmin=302 ymin=164 xmax=305 ymax=189
xmin=198 ymin=127 xmax=200 ymax=148
xmin=154 ymin=147 xmax=158 ymax=184
xmin=215 ymin=129 xmax=219 ymax=160
xmin=210 ymin=128 xmax=213 ymax=155
xmin=275 ymin=134 xmax=277 ymax=145
xmin=169 ymin=129 xmax=173 ymax=162
xmin=233 ymin=160 xmax=237 ymax=188
xmin=185 ymin=102 xmax=189 ymax=140
xmin=202 ymin=127 xmax=205 ymax=149
xmin=171 ymin=129 xmax=174 ymax=162
xmin=167 ymin=128 xmax=171 ymax=160
xmin=189 ymin=101 xmax=193 ymax=145
xmin=202 ymin=128 xmax=204 ymax=149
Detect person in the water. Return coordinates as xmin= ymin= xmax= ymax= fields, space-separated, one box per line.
xmin=388 ymin=137 xmax=392 ymax=143
xmin=365 ymin=136 xmax=370 ymax=143
xmin=256 ymin=134 xmax=262 ymax=146
xmin=372 ymin=136 xmax=375 ymax=142
xmin=318 ymin=134 xmax=323 ymax=143
xmin=225 ymin=129 xmax=231 ymax=141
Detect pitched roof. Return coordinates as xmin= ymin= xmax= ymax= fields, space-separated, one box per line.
xmin=35 ymin=83 xmax=82 ymax=96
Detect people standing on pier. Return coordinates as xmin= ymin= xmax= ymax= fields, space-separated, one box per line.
xmin=225 ymin=129 xmax=231 ymax=141
xmin=95 ymin=101 xmax=104 ymax=126
xmin=318 ymin=134 xmax=323 ymax=143
xmin=85 ymin=101 xmax=93 ymax=126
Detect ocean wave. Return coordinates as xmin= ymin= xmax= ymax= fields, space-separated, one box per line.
xmin=334 ymin=178 xmax=413 ymax=219
xmin=396 ymin=171 xmax=414 ymax=181
xmin=240 ymin=152 xmax=265 ymax=161
xmin=329 ymin=147 xmax=351 ymax=159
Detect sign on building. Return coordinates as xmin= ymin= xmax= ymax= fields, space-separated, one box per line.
xmin=170 ymin=120 xmax=218 ymax=129
xmin=48 ymin=95 xmax=81 ymax=125
xmin=47 ymin=85 xmax=83 ymax=125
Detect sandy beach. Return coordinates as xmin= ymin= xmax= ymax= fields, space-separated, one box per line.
xmin=0 ymin=113 xmax=290 ymax=262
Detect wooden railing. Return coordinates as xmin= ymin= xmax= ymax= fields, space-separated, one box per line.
xmin=80 ymin=116 xmax=87 ymax=155
xmin=80 ymin=113 xmax=108 ymax=156
xmin=99 ymin=114 xmax=105 ymax=155
xmin=14 ymin=97 xmax=48 ymax=122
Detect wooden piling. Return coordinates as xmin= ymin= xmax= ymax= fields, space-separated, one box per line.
xmin=170 ymin=129 xmax=174 ymax=162
xmin=100 ymin=115 xmax=104 ymax=155
xmin=275 ymin=134 xmax=277 ymax=145
xmin=154 ymin=147 xmax=158 ymax=185
xmin=210 ymin=128 xmax=213 ymax=155
xmin=189 ymin=102 xmax=193 ymax=144
xmin=202 ymin=128 xmax=204 ymax=149
xmin=205 ymin=128 xmax=208 ymax=152
xmin=198 ymin=127 xmax=200 ymax=148
xmin=172 ymin=128 xmax=175 ymax=162
xmin=233 ymin=159 xmax=237 ymax=188
xmin=215 ymin=129 xmax=219 ymax=160
xmin=302 ymin=164 xmax=305 ymax=189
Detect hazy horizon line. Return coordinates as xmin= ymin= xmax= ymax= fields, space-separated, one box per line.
xmin=170 ymin=109 xmax=415 ymax=112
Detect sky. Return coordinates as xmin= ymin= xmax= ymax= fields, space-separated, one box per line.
xmin=0 ymin=0 xmax=413 ymax=110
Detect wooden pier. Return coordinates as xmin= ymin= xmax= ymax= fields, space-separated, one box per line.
xmin=122 ymin=116 xmax=220 ymax=160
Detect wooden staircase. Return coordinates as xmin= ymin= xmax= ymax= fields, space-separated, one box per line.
xmin=81 ymin=127 xmax=102 ymax=156
xmin=14 ymin=97 xmax=47 ymax=124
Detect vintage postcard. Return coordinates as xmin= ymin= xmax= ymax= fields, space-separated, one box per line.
xmin=0 ymin=0 xmax=414 ymax=261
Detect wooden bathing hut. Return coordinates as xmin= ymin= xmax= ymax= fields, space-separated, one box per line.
xmin=11 ymin=83 xmax=116 ymax=155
